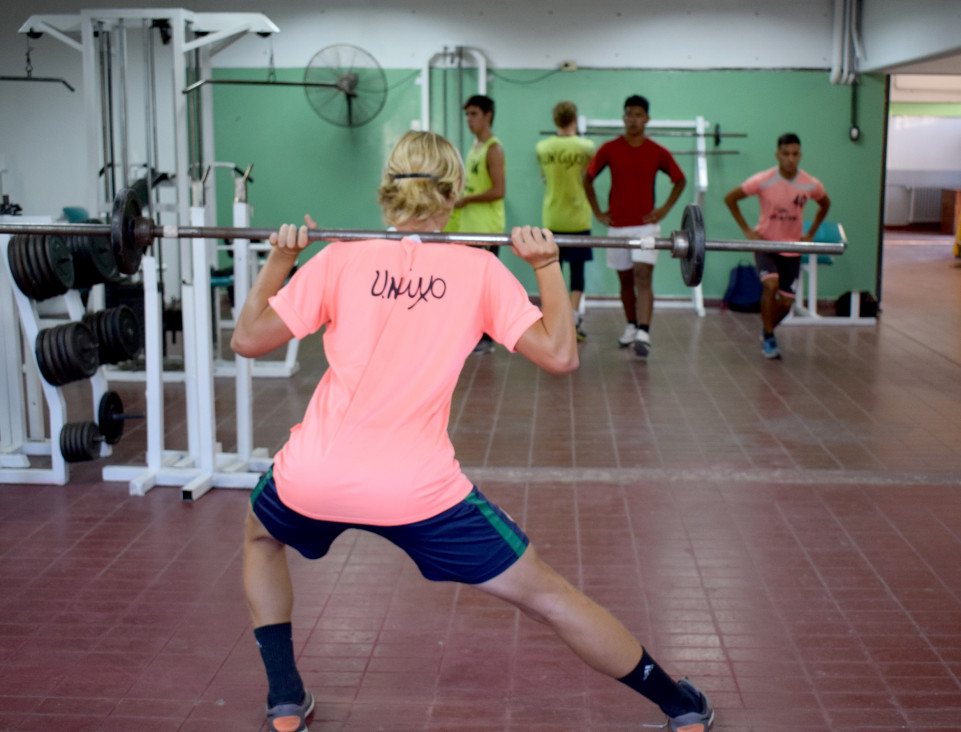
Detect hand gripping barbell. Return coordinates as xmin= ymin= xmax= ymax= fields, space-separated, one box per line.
xmin=1 ymin=188 xmax=846 ymax=288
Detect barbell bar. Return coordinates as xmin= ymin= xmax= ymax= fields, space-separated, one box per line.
xmin=0 ymin=188 xmax=845 ymax=288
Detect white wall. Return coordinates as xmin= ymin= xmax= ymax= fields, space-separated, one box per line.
xmin=3 ymin=0 xmax=961 ymax=216
xmin=2 ymin=0 xmax=840 ymax=217
xmin=860 ymin=0 xmax=961 ymax=73
xmin=884 ymin=117 xmax=961 ymax=225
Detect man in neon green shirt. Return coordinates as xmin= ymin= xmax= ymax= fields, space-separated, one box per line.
xmin=537 ymin=100 xmax=595 ymax=340
xmin=448 ymin=95 xmax=506 ymax=353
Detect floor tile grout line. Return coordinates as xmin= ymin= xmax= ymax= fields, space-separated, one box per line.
xmin=773 ymin=493 xmax=907 ymax=727
xmin=729 ymin=492 xmax=833 ymax=726
xmin=843 ymin=495 xmax=961 ymax=691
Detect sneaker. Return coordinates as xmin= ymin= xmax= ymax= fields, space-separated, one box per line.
xmin=633 ymin=329 xmax=651 ymax=359
xmin=761 ymin=334 xmax=781 ymax=359
xmin=618 ymin=323 xmax=637 ymax=348
xmin=267 ymin=690 xmax=314 ymax=732
xmin=668 ymin=678 xmax=714 ymax=732
xmin=472 ymin=337 xmax=495 ymax=355
xmin=573 ymin=311 xmax=587 ymax=342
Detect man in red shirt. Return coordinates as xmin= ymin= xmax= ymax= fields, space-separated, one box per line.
xmin=584 ymin=95 xmax=686 ymax=359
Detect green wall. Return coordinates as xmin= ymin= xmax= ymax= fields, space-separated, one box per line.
xmin=212 ymin=68 xmax=886 ymax=301
xmin=889 ymin=102 xmax=961 ymax=117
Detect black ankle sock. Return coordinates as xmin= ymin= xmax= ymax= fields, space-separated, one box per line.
xmin=254 ymin=622 xmax=306 ymax=708
xmin=763 ymin=330 xmax=774 ymax=339
xmin=638 ymin=324 xmax=650 ymax=333
xmin=618 ymin=649 xmax=699 ymax=718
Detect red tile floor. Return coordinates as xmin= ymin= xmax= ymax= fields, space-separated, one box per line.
xmin=2 ymin=232 xmax=961 ymax=730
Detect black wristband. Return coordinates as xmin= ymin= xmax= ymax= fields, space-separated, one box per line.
xmin=535 ymin=258 xmax=560 ymax=271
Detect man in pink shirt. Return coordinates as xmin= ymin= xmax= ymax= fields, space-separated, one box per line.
xmin=724 ymin=133 xmax=831 ymax=359
xmin=232 ymin=131 xmax=713 ymax=732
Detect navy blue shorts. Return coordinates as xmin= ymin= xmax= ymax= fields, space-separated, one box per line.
xmin=250 ymin=468 xmax=529 ymax=584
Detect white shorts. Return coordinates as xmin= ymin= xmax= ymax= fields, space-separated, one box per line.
xmin=605 ymin=223 xmax=661 ymax=270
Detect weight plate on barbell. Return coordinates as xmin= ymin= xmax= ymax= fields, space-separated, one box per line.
xmin=112 ymin=189 xmax=144 ymax=275
xmin=59 ymin=421 xmax=102 ymax=462
xmin=67 ymin=221 xmax=118 ymax=288
xmin=97 ymin=391 xmax=125 ymax=444
xmin=680 ymin=204 xmax=706 ymax=288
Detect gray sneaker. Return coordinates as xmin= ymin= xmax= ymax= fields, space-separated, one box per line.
xmin=668 ymin=678 xmax=714 ymax=732
xmin=267 ymin=690 xmax=314 ymax=732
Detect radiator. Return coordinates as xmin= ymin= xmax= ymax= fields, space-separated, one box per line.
xmin=908 ymin=186 xmax=942 ymax=223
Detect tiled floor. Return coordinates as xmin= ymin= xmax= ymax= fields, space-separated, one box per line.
xmin=2 ymin=232 xmax=960 ymax=730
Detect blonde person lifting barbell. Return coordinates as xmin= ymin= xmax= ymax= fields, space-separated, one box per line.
xmin=232 ymin=130 xmax=713 ymax=732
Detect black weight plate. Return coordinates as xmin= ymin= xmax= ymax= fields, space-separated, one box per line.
xmin=66 ymin=233 xmax=96 ymax=288
xmin=49 ymin=326 xmax=74 ymax=386
xmin=60 ymin=421 xmax=102 ymax=462
xmin=680 ymin=204 xmax=706 ymax=288
xmin=82 ymin=312 xmax=102 ymax=362
xmin=32 ymin=234 xmax=66 ymax=300
xmin=82 ymin=311 xmax=105 ymax=363
xmin=112 ymin=188 xmax=144 ymax=275
xmin=68 ymin=321 xmax=100 ymax=378
xmin=98 ymin=390 xmax=124 ymax=444
xmin=43 ymin=235 xmax=75 ymax=292
xmin=23 ymin=235 xmax=51 ymax=299
xmin=34 ymin=329 xmax=60 ymax=385
xmin=85 ymin=219 xmax=119 ymax=283
xmin=69 ymin=222 xmax=118 ymax=287
xmin=8 ymin=235 xmax=36 ymax=298
xmin=57 ymin=322 xmax=86 ymax=384
xmin=54 ymin=322 xmax=77 ymax=384
xmin=39 ymin=327 xmax=63 ymax=386
xmin=94 ymin=310 xmax=117 ymax=364
xmin=112 ymin=305 xmax=142 ymax=360
xmin=30 ymin=234 xmax=63 ymax=300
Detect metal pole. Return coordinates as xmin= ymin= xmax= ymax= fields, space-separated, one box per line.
xmin=0 ymin=221 xmax=848 ymax=256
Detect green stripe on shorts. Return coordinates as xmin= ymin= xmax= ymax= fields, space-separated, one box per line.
xmin=465 ymin=491 xmax=527 ymax=558
xmin=250 ymin=466 xmax=273 ymax=506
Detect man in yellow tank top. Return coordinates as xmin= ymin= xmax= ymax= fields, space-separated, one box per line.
xmin=452 ymin=94 xmax=506 ymax=234
xmin=451 ymin=94 xmax=507 ymax=353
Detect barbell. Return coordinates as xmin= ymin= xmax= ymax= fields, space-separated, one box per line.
xmin=0 ymin=188 xmax=846 ymax=288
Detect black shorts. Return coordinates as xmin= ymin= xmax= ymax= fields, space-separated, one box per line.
xmin=251 ymin=468 xmax=529 ymax=584
xmin=755 ymin=252 xmax=801 ymax=296
xmin=556 ymin=230 xmax=593 ymax=263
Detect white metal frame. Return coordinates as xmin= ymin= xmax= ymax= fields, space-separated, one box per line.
xmin=419 ymin=46 xmax=487 ymax=133
xmin=101 ymin=204 xmax=272 ymax=499
xmin=211 ymin=201 xmax=300 ymax=379
xmin=781 ymin=223 xmax=876 ymax=326
xmin=1 ymin=229 xmax=115 ymax=485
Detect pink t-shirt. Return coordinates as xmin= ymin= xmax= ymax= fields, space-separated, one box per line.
xmin=741 ymin=167 xmax=826 ymax=254
xmin=267 ymin=237 xmax=542 ymax=525
xmin=585 ymin=136 xmax=685 ymax=227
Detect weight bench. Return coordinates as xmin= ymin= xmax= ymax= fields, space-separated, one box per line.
xmin=782 ymin=220 xmax=875 ymax=326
